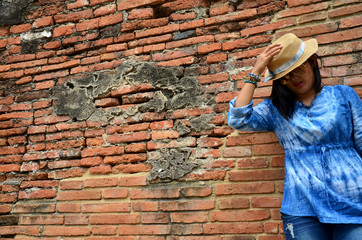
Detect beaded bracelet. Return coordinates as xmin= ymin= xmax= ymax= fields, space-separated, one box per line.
xmin=244 ymin=79 xmax=257 ymax=87
xmin=247 ymin=73 xmax=261 ymax=82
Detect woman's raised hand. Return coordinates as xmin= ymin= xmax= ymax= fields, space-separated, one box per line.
xmin=252 ymin=44 xmax=283 ymax=76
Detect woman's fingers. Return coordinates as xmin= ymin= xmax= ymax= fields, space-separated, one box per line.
xmin=264 ymin=44 xmax=282 ymax=54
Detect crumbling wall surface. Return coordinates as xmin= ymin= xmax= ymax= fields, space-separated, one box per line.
xmin=0 ymin=0 xmax=361 ymax=239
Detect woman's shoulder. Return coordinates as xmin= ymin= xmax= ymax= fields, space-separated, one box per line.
xmin=324 ymin=84 xmax=354 ymax=92
xmin=322 ymin=85 xmax=356 ymax=96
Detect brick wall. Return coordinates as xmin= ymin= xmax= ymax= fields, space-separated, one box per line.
xmin=0 ymin=0 xmax=361 ymax=239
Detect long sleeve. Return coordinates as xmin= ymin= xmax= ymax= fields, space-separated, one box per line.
xmin=227 ymin=98 xmax=275 ymax=132
xmin=348 ymin=86 xmax=362 ymax=156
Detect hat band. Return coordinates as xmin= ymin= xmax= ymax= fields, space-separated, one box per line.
xmin=264 ymin=40 xmax=305 ymax=82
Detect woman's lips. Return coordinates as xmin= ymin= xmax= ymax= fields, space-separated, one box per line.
xmin=295 ymin=81 xmax=303 ymax=88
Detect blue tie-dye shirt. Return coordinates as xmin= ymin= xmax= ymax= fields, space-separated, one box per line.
xmin=227 ymin=85 xmax=362 ymax=224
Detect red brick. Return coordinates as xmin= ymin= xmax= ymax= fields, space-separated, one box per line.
xmin=0 ymin=204 xmax=12 ymax=213
xmin=197 ymin=137 xmax=223 ymax=148
xmin=229 ymin=169 xmax=285 ymax=182
xmin=205 ymin=9 xmax=257 ymax=26
xmin=160 ymin=199 xmax=214 ymax=211
xmin=129 ymin=8 xmax=154 ymax=19
xmin=278 ymin=2 xmax=329 ymax=18
xmin=198 ymin=42 xmax=222 ymax=54
xmin=94 ymin=4 xmax=116 ymax=17
xmin=211 ymin=209 xmax=270 ymax=222
xmin=64 ymin=215 xmax=89 ymax=225
xmin=12 ymin=203 xmax=56 ymax=213
xmin=118 ymin=224 xmax=170 ymax=235
xmin=0 ymin=164 xmax=20 ymax=172
xmin=106 ymin=123 xmax=150 ymax=134
xmin=67 ymin=0 xmax=90 ymax=10
xmin=18 ymin=189 xmax=56 ymax=199
xmin=287 ymin=0 xmax=324 ymax=7
xmin=43 ymin=41 xmax=62 ymax=49
xmin=241 ymin=19 xmax=295 ymax=36
xmin=83 ymin=203 xmax=130 ymax=213
xmin=130 ymin=188 xmax=180 ymax=200
xmin=142 ymin=213 xmax=169 ymax=224
xmin=10 ymin=23 xmax=31 ymax=34
xmin=0 ymin=39 xmax=7 ymax=48
xmin=122 ymin=18 xmax=169 ymax=32
xmin=162 ymin=0 xmax=209 ymax=11
xmin=170 ymin=12 xmax=196 ymax=21
xmin=81 ymin=146 xmax=124 ymax=157
xmin=54 ymin=9 xmax=93 ymax=23
xmin=152 ymin=130 xmax=179 ymax=140
xmin=118 ymin=0 xmax=167 ymax=11
xmin=107 ymin=132 xmax=150 ymax=143
xmin=215 ymin=182 xmax=275 ymax=195
xmin=90 ymin=214 xmax=140 ymax=224
xmin=157 ymin=56 xmax=196 ymax=67
xmin=218 ymin=197 xmax=250 ymax=209
xmin=20 ymin=215 xmax=64 ymax=225
xmin=0 ymin=226 xmax=41 ymax=236
xmin=91 ymin=226 xmax=117 ymax=235
xmin=104 ymin=153 xmax=147 ymax=164
xmin=0 ymin=27 xmax=9 ymax=36
xmin=42 ymin=226 xmax=90 ymax=236
xmin=152 ymin=48 xmax=196 ymax=61
xmin=53 ymin=25 xmax=75 ymax=38
xmin=7 ymin=36 xmax=21 ymax=45
xmin=132 ymin=201 xmax=159 ymax=212
xmin=90 ymin=165 xmax=112 ymax=175
xmin=340 ymin=15 xmax=362 ymax=29
xmin=106 ymin=43 xmax=127 ymax=52
xmin=180 ymin=19 xmax=204 ymax=31
xmin=58 ymin=203 xmax=81 ymax=213
xmin=57 ymin=190 xmax=101 ymax=201
xmin=33 ymin=16 xmax=54 ymax=28
xmin=251 ymin=196 xmax=283 ymax=208
xmin=90 ymin=0 xmax=113 ymax=6
xmin=166 ymin=35 xmax=214 ymax=49
xmin=129 ymin=34 xmax=172 ymax=48
xmin=299 ymin=11 xmax=327 ymax=24
xmin=206 ymin=52 xmax=227 ymax=64
xmin=210 ymin=4 xmax=235 ymax=16
xmin=204 ymin=222 xmax=263 ymax=234
xmin=99 ymin=13 xmax=123 ymax=28
xmin=144 ymin=43 xmax=165 ymax=52
xmin=329 ymin=3 xmax=362 ymax=18
xmin=103 ymin=188 xmax=128 ymax=199
xmin=113 ymin=164 xmax=151 ymax=174
xmin=182 ymin=187 xmax=212 ymax=197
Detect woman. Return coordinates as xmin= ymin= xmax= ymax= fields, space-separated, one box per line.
xmin=227 ymin=33 xmax=362 ymax=240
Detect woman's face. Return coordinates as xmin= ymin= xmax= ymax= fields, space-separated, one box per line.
xmin=284 ymin=60 xmax=316 ymax=99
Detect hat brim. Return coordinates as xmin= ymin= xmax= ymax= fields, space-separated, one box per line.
xmin=264 ymin=38 xmax=318 ymax=81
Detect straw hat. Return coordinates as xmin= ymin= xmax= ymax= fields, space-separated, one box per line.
xmin=264 ymin=33 xmax=318 ymax=82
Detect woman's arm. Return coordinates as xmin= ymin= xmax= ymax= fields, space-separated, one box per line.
xmin=234 ymin=43 xmax=283 ymax=107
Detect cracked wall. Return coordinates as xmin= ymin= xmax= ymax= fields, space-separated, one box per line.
xmin=54 ymin=61 xmax=217 ymax=181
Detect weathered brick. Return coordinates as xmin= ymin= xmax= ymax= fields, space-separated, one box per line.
xmin=118 ymin=0 xmax=167 ymax=11
xmin=204 ymin=222 xmax=263 ymax=234
xmin=10 ymin=23 xmax=31 ymax=34
xmin=54 ymin=9 xmax=93 ymax=23
xmin=279 ymin=2 xmax=330 ymax=18
xmin=329 ymin=3 xmax=362 ymax=18
xmin=83 ymin=203 xmax=130 ymax=213
xmin=129 ymin=8 xmax=154 ymax=19
xmin=210 ymin=209 xmax=270 ymax=222
xmin=58 ymin=190 xmax=102 ymax=201
xmin=90 ymin=214 xmax=140 ymax=224
xmin=42 ymin=226 xmax=90 ymax=236
xmin=94 ymin=4 xmax=116 ymax=17
xmin=33 ymin=16 xmax=54 ymax=28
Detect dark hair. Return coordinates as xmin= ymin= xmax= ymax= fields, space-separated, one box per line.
xmin=270 ymin=54 xmax=322 ymax=120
